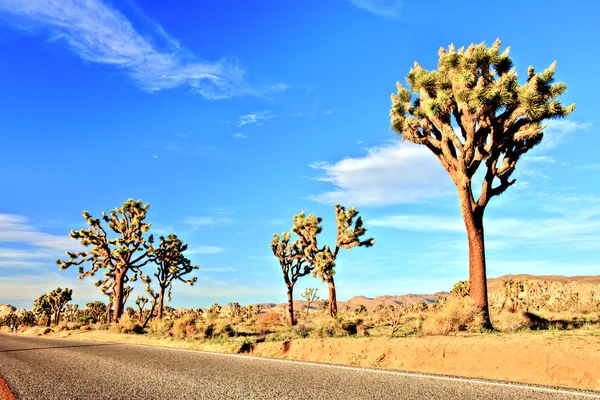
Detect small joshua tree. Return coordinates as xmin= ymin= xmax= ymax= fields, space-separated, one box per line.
xmin=148 ymin=234 xmax=199 ymax=319
xmin=47 ymin=287 xmax=73 ymax=325
xmin=300 ymin=288 xmax=320 ymax=316
xmin=85 ymin=301 xmax=107 ymax=323
xmin=380 ymin=304 xmax=407 ymax=338
xmin=57 ymin=199 xmax=152 ymax=322
xmin=390 ymin=39 xmax=574 ymax=328
xmin=293 ymin=205 xmax=374 ymax=318
xmin=64 ymin=304 xmax=79 ymax=322
xmin=271 ymin=231 xmax=313 ymax=326
xmin=33 ymin=293 xmax=53 ymax=327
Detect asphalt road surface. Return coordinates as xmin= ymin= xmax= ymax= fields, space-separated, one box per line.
xmin=1 ymin=333 xmax=599 ymax=400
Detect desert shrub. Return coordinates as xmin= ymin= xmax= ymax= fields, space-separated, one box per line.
xmin=258 ymin=311 xmax=283 ymax=328
xmin=108 ymin=315 xmax=143 ymax=334
xmin=80 ymin=324 xmax=92 ymax=331
xmin=355 ymin=319 xmax=368 ymax=336
xmin=341 ymin=321 xmax=357 ymax=335
xmin=171 ymin=315 xmax=198 ymax=339
xmin=213 ymin=321 xmax=235 ymax=338
xmin=420 ymin=296 xmax=483 ymax=335
xmin=313 ymin=322 xmax=337 ymax=338
xmin=295 ymin=324 xmax=311 ymax=338
xmin=54 ymin=322 xmax=68 ymax=332
xmin=493 ymin=311 xmax=531 ymax=331
xmin=147 ymin=318 xmax=174 ymax=335
xmin=78 ymin=315 xmax=96 ymax=325
xmin=42 ymin=327 xmax=52 ymax=335
xmin=67 ymin=322 xmax=82 ymax=330
xmin=203 ymin=323 xmax=215 ymax=338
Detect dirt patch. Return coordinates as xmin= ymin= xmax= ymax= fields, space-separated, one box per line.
xmin=0 ymin=374 xmax=16 ymax=400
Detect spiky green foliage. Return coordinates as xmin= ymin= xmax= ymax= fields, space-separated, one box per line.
xmin=57 ymin=199 xmax=152 ymax=322
xmin=33 ymin=293 xmax=53 ymax=326
xmin=390 ymin=39 xmax=575 ymax=204
xmin=47 ymin=287 xmax=73 ymax=325
xmin=148 ymin=233 xmax=198 ymax=319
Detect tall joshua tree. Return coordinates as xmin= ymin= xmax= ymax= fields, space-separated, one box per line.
xmin=294 ymin=205 xmax=374 ymax=318
xmin=271 ymin=231 xmax=312 ymax=326
xmin=57 ymin=199 xmax=152 ymax=322
xmin=149 ymin=234 xmax=199 ymax=319
xmin=390 ymin=39 xmax=574 ymax=328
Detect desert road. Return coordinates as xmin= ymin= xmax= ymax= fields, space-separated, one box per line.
xmin=0 ymin=334 xmax=599 ymax=400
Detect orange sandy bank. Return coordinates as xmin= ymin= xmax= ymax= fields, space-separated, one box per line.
xmin=249 ymin=333 xmax=600 ymax=391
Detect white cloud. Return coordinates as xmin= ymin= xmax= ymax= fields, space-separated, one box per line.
xmin=537 ymin=120 xmax=593 ymax=151
xmin=0 ymin=214 xmax=80 ymax=251
xmin=0 ymin=0 xmax=286 ymax=99
xmin=235 ymin=110 xmax=275 ymax=127
xmin=347 ymin=0 xmax=402 ymax=19
xmin=308 ymin=141 xmax=454 ymax=206
xmin=0 ymin=273 xmax=102 ymax=305
xmin=323 ymin=109 xmax=334 ymax=115
xmin=233 ymin=133 xmax=247 ymax=139
xmin=187 ymin=246 xmax=229 ymax=254
xmin=370 ymin=211 xmax=600 ymax=248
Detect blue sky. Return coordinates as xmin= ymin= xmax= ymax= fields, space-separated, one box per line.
xmin=0 ymin=0 xmax=599 ymax=309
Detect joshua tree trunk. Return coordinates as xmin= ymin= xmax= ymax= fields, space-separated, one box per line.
xmin=46 ymin=315 xmax=51 ymax=327
xmin=113 ymin=274 xmax=125 ymax=323
xmin=328 ymin=276 xmax=338 ymax=318
xmin=286 ymin=285 xmax=295 ymax=326
xmin=157 ymin=287 xmax=165 ymax=319
xmin=458 ymin=184 xmax=492 ymax=329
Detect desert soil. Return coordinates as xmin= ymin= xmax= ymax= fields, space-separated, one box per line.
xmin=6 ymin=328 xmax=600 ymax=391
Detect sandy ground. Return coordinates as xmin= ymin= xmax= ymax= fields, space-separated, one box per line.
xmin=5 ymin=328 xmax=600 ymax=391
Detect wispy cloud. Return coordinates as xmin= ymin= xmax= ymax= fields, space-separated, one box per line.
xmin=235 ymin=111 xmax=275 ymax=127
xmin=165 ymin=141 xmax=220 ymax=158
xmin=370 ymin=206 xmax=600 ymax=249
xmin=537 ymin=120 xmax=593 ymax=151
xmin=233 ymin=133 xmax=247 ymax=139
xmin=347 ymin=0 xmax=402 ymax=19
xmin=182 ymin=215 xmax=237 ymax=227
xmin=187 ymin=246 xmax=230 ymax=255
xmin=0 ymin=0 xmax=286 ymax=99
xmin=307 ymin=141 xmax=454 ymax=206
xmin=0 ymin=214 xmax=79 ymax=251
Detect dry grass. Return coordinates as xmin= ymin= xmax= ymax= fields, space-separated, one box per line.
xmin=419 ymin=296 xmax=483 ymax=335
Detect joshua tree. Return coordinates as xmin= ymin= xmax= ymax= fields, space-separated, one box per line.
xmin=300 ymin=288 xmax=320 ymax=316
xmin=47 ymin=287 xmax=73 ymax=324
xmin=64 ymin=304 xmax=79 ymax=322
xmin=293 ymin=205 xmax=374 ymax=318
xmin=271 ymin=231 xmax=313 ymax=326
xmin=33 ymin=293 xmax=53 ymax=327
xmin=57 ymin=199 xmax=152 ymax=322
xmin=390 ymin=39 xmax=574 ymax=328
xmin=148 ymin=234 xmax=199 ymax=319
xmin=85 ymin=301 xmax=107 ymax=323
xmin=380 ymin=304 xmax=407 ymax=337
